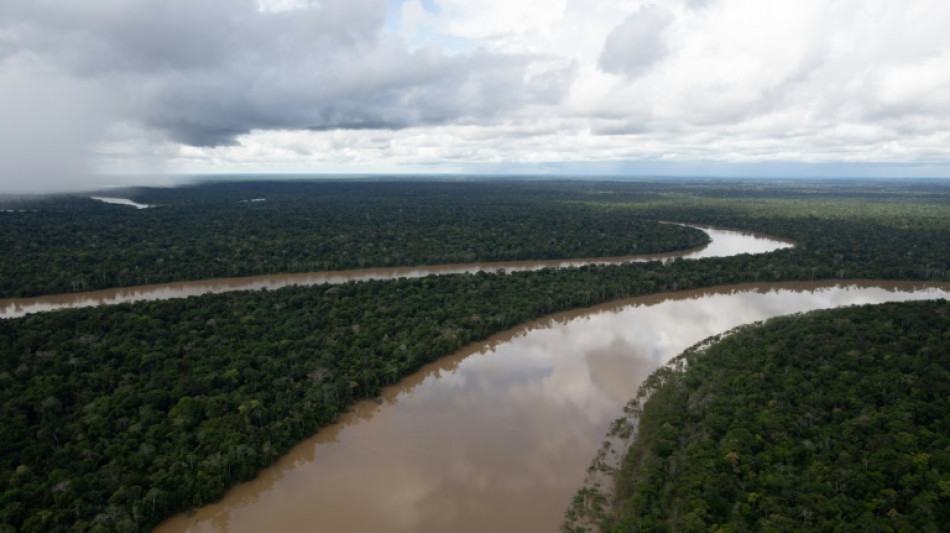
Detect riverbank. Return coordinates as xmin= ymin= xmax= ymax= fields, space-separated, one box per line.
xmin=580 ymin=298 xmax=950 ymax=532
xmin=3 ymin=175 xmax=948 ymax=531
xmin=0 ymin=226 xmax=792 ymax=531
xmin=0 ymin=225 xmax=789 ymax=319
xmin=156 ymin=282 xmax=950 ymax=532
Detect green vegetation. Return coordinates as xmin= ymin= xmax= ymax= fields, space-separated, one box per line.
xmin=590 ymin=300 xmax=950 ymax=532
xmin=1 ymin=178 xmax=949 ymax=531
xmin=0 ymin=181 xmax=708 ymax=298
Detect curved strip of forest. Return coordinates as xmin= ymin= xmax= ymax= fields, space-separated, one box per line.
xmin=0 ymin=223 xmax=794 ymax=320
xmin=575 ymin=299 xmax=950 ymax=532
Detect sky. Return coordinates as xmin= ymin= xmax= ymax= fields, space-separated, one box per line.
xmin=1 ymin=0 xmax=949 ymax=192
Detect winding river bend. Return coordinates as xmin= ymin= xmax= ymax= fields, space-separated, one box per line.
xmin=151 ymin=280 xmax=949 ymax=533
xmin=4 ymin=226 xmax=945 ymax=532
xmin=0 ymin=225 xmax=787 ymax=319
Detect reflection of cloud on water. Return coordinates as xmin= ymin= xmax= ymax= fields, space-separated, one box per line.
xmin=680 ymin=228 xmax=794 ymax=259
xmin=156 ymin=283 xmax=950 ymax=533
xmin=90 ymin=196 xmax=154 ymax=209
xmin=585 ymin=342 xmax=655 ymax=404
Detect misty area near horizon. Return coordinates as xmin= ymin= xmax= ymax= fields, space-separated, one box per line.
xmin=3 ymin=0 xmax=950 ymax=193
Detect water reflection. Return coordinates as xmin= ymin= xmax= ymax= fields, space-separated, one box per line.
xmin=156 ymin=281 xmax=949 ymax=533
xmin=90 ymin=196 xmax=154 ymax=209
xmin=0 ymin=226 xmax=792 ymax=319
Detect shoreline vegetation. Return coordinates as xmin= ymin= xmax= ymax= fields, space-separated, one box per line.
xmin=1 ymin=178 xmax=949 ymax=531
xmin=565 ymin=299 xmax=950 ymax=532
xmin=0 ymin=222 xmax=725 ymax=320
xmin=0 ymin=181 xmax=709 ymax=299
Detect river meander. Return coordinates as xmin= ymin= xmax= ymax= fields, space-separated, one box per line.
xmin=154 ymin=281 xmax=950 ymax=532
xmin=0 ymin=225 xmax=788 ymax=319
xmin=4 ymin=226 xmax=944 ymax=532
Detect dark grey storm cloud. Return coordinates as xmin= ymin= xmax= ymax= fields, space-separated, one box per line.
xmin=598 ymin=5 xmax=673 ymax=78
xmin=4 ymin=0 xmax=945 ymax=187
xmin=1 ymin=0 xmax=574 ymax=147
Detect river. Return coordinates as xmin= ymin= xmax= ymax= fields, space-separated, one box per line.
xmin=89 ymin=196 xmax=155 ymax=209
xmin=0 ymin=225 xmax=789 ymax=319
xmin=4 ymin=226 xmax=943 ymax=532
xmin=154 ymin=280 xmax=949 ymax=532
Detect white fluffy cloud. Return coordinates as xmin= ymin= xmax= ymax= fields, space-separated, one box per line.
xmin=1 ymin=0 xmax=949 ymax=190
xmin=598 ymin=5 xmax=673 ymax=77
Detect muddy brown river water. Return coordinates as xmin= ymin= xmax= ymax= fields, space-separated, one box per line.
xmin=151 ymin=280 xmax=949 ymax=533
xmin=0 ymin=225 xmax=788 ymax=319
xmin=4 ymin=227 xmax=945 ymax=532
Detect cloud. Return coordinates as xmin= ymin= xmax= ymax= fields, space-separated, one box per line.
xmin=2 ymin=0 xmax=574 ymax=149
xmin=598 ymin=5 xmax=673 ymax=77
xmin=2 ymin=0 xmax=950 ymax=190
xmin=0 ymin=58 xmax=115 ymax=193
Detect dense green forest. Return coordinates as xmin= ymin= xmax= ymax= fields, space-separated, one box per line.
xmin=1 ymin=178 xmax=949 ymax=531
xmin=3 ymin=179 xmax=948 ymax=299
xmin=0 ymin=181 xmax=709 ymax=298
xmin=585 ymin=300 xmax=950 ymax=532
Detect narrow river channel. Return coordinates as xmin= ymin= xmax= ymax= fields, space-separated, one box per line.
xmin=0 ymin=225 xmax=788 ymax=319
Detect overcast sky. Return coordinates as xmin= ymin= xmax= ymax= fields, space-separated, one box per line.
xmin=2 ymin=0 xmax=949 ymax=192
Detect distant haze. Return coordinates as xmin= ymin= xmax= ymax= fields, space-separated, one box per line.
xmin=2 ymin=0 xmax=949 ymax=192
